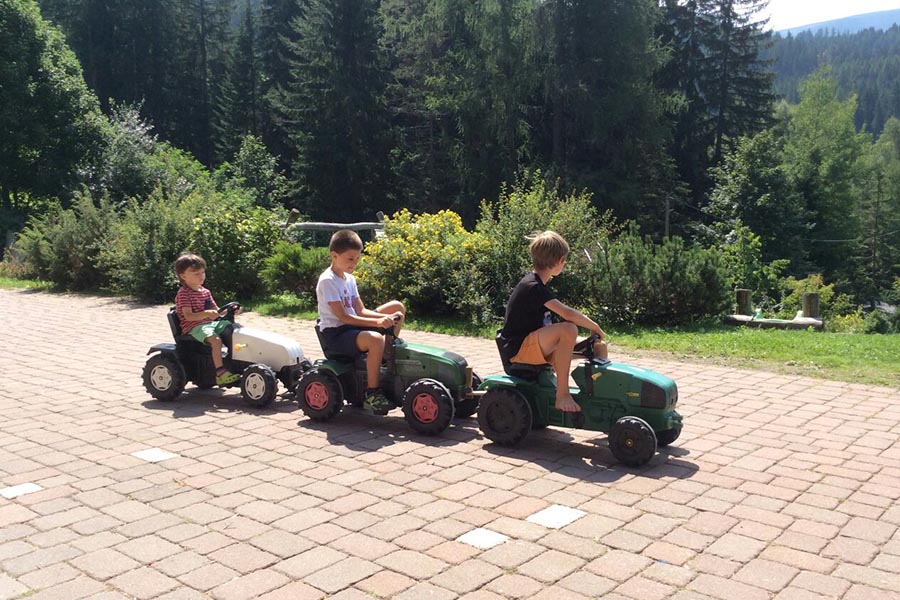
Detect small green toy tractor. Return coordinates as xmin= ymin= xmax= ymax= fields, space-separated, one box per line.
xmin=477 ymin=334 xmax=682 ymax=467
xmin=294 ymin=324 xmax=480 ymax=435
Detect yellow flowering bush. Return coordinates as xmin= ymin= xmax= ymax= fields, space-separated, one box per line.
xmin=357 ymin=209 xmax=491 ymax=319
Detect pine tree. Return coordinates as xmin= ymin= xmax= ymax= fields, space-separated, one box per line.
xmin=276 ymin=0 xmax=390 ymax=219
xmin=533 ymin=0 xmax=676 ymax=228
xmin=173 ymin=0 xmax=234 ymax=165
xmin=704 ymin=0 xmax=775 ymax=165
xmin=658 ymin=0 xmax=774 ymax=204
xmin=218 ymin=0 xmax=263 ymax=162
xmin=259 ymin=0 xmax=307 ymax=169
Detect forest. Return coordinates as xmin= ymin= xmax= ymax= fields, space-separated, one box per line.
xmin=1 ymin=0 xmax=899 ymax=332
xmin=768 ymin=24 xmax=900 ymax=136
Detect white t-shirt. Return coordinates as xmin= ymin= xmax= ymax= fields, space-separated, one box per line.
xmin=317 ymin=267 xmax=359 ymax=330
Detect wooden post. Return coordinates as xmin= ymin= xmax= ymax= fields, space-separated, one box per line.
xmin=736 ymin=289 xmax=752 ymax=316
xmin=802 ymin=292 xmax=820 ymax=319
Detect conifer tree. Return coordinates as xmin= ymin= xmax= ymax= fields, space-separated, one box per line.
xmin=218 ymin=0 xmax=263 ymax=162
xmin=658 ymin=0 xmax=774 ymax=204
xmin=276 ymin=0 xmax=390 ymax=219
xmin=259 ymin=0 xmax=307 ymax=168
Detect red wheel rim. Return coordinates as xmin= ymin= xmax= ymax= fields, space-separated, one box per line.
xmin=412 ymin=393 xmax=438 ymax=423
xmin=305 ymin=382 xmax=329 ymax=410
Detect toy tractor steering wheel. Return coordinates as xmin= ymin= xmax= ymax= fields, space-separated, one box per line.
xmin=379 ymin=315 xmax=402 ymax=336
xmin=218 ymin=301 xmax=241 ymax=323
xmin=573 ymin=333 xmax=600 ymax=359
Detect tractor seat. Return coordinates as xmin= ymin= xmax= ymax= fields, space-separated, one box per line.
xmin=168 ymin=307 xmax=233 ymax=356
xmin=495 ymin=331 xmax=551 ymax=382
xmin=315 ymin=321 xmax=364 ymax=363
xmin=168 ymin=307 xmax=198 ymax=344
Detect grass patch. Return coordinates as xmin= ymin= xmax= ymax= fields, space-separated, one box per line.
xmin=0 ymin=276 xmax=54 ymax=291
xmin=610 ymin=322 xmax=900 ymax=388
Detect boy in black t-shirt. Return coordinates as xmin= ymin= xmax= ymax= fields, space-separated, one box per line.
xmin=499 ymin=231 xmax=607 ymax=412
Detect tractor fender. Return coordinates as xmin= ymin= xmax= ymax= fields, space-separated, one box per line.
xmin=147 ymin=343 xmax=177 ymax=356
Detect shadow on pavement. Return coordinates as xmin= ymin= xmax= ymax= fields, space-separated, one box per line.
xmin=296 ymin=410 xmax=482 ymax=452
xmin=142 ymin=389 xmax=299 ymax=418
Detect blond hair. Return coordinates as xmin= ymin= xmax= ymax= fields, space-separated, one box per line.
xmin=528 ymin=231 xmax=569 ymax=270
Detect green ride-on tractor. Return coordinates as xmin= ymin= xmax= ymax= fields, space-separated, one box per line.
xmin=476 ymin=334 xmax=682 ymax=467
xmin=294 ymin=322 xmax=481 ymax=435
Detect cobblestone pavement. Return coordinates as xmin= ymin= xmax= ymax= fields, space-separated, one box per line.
xmin=1 ymin=288 xmax=900 ymax=600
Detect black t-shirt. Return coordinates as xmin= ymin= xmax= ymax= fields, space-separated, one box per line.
xmin=499 ymin=272 xmax=555 ymax=359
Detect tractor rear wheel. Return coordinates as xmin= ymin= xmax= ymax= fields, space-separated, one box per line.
xmin=477 ymin=387 xmax=532 ymax=447
xmin=296 ymin=369 xmax=343 ymax=421
xmin=142 ymin=353 xmax=186 ymax=402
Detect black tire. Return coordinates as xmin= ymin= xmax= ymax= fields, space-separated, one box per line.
xmin=655 ymin=426 xmax=682 ymax=447
xmin=403 ymin=379 xmax=455 ymax=435
xmin=296 ymin=369 xmax=343 ymax=421
xmin=609 ymin=416 xmax=657 ymax=467
xmin=142 ymin=353 xmax=187 ymax=402
xmin=241 ymin=364 xmax=278 ymax=408
xmin=477 ymin=387 xmax=532 ymax=447
xmin=454 ymin=372 xmax=482 ymax=419
xmin=280 ymin=365 xmax=306 ymax=395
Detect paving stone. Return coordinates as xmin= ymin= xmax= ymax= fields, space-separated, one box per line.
xmin=69 ymin=547 xmax=140 ymax=581
xmin=302 ymin=556 xmax=380 ymax=594
xmin=108 ymin=567 xmax=179 ymax=599
xmin=5 ymin=289 xmax=900 ymax=600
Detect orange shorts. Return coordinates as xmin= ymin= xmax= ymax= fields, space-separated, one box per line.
xmin=510 ymin=330 xmax=548 ymax=365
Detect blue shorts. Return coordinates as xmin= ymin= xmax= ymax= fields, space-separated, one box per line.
xmin=321 ymin=325 xmax=363 ymax=357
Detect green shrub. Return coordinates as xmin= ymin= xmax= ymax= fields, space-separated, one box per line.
xmin=777 ymin=274 xmax=855 ymax=320
xmin=99 ymin=188 xmax=199 ymax=302
xmin=214 ymin=135 xmax=289 ymax=208
xmin=474 ymin=171 xmax=620 ymax=320
xmin=863 ymin=309 xmax=900 ymax=334
xmin=585 ymin=227 xmax=730 ymax=325
xmin=260 ymin=242 xmax=330 ymax=296
xmin=11 ymin=192 xmax=116 ymax=290
xmin=720 ymin=221 xmax=789 ymax=304
xmin=827 ymin=308 xmax=866 ymax=333
xmin=357 ymin=209 xmax=489 ymax=319
xmin=186 ymin=199 xmax=285 ymax=301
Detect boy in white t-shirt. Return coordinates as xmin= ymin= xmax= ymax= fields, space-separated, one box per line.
xmin=316 ymin=229 xmax=405 ymax=415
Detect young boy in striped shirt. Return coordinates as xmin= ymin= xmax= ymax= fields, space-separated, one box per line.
xmin=174 ymin=253 xmax=240 ymax=386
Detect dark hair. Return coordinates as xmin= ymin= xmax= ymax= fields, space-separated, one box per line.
xmin=329 ymin=229 xmax=363 ymax=254
xmin=528 ymin=231 xmax=569 ymax=270
xmin=174 ymin=253 xmax=206 ymax=275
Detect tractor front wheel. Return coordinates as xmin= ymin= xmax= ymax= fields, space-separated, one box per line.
xmin=241 ymin=364 xmax=278 ymax=408
xmin=477 ymin=387 xmax=532 ymax=447
xmin=403 ymin=379 xmax=455 ymax=435
xmin=609 ymin=416 xmax=657 ymax=467
xmin=296 ymin=369 xmax=343 ymax=421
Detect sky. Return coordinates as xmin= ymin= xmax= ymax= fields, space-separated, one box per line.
xmin=761 ymin=0 xmax=900 ymax=31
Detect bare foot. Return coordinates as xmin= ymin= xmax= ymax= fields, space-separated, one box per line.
xmin=554 ymin=395 xmax=582 ymax=412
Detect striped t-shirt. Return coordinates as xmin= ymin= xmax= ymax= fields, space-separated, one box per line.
xmin=175 ymin=285 xmax=216 ymax=334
